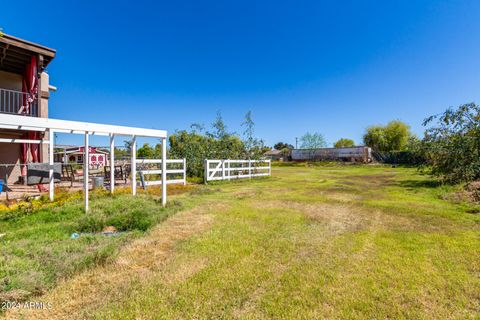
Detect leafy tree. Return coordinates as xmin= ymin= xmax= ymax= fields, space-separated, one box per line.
xmin=363 ymin=120 xmax=412 ymax=152
xmin=274 ymin=142 xmax=294 ymax=150
xmin=137 ymin=143 xmax=156 ymax=159
xmin=334 ymin=138 xmax=355 ymax=148
xmin=299 ymin=132 xmax=327 ymax=149
xmin=423 ymin=103 xmax=480 ymax=183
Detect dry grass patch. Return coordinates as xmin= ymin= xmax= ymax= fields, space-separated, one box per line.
xmin=5 ymin=203 xmax=218 ymax=320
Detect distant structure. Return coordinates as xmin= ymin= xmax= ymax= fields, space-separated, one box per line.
xmin=263 ymin=149 xmax=284 ymax=161
xmin=54 ymin=146 xmax=109 ymax=169
xmin=291 ymin=146 xmax=372 ymax=163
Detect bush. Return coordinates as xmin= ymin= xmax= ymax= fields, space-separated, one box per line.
xmin=423 ymin=103 xmax=480 ymax=183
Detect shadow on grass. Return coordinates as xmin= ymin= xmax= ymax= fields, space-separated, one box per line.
xmin=397 ymin=179 xmax=443 ymax=189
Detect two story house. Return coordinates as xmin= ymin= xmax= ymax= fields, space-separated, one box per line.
xmin=0 ymin=33 xmax=56 ymax=183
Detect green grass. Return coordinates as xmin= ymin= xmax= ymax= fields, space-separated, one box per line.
xmin=93 ymin=164 xmax=480 ymax=319
xmin=0 ymin=191 xmax=182 ymax=302
xmin=3 ymin=164 xmax=480 ymax=319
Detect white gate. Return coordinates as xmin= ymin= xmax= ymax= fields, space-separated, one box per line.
xmin=204 ymin=159 xmax=271 ymax=182
xmin=136 ymin=159 xmax=186 ymax=188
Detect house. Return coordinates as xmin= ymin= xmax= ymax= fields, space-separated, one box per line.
xmin=291 ymin=146 xmax=372 ymax=162
xmin=0 ymin=33 xmax=56 ymax=183
xmin=54 ymin=146 xmax=110 ymax=169
xmin=263 ymin=149 xmax=285 ymax=161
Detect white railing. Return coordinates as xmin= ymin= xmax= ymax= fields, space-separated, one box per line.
xmin=136 ymin=158 xmax=186 ymax=188
xmin=204 ymin=159 xmax=271 ymax=182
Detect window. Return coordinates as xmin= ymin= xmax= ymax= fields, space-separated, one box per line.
xmin=77 ymin=155 xmax=83 ymax=163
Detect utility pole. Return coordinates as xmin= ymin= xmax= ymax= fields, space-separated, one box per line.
xmin=295 ymin=137 xmax=298 ymax=149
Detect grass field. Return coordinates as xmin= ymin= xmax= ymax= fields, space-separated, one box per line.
xmin=4 ymin=164 xmax=480 ymax=319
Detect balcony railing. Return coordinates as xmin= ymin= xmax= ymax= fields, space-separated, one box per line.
xmin=0 ymin=88 xmax=39 ymax=117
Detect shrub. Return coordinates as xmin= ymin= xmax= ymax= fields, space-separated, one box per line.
xmin=423 ymin=103 xmax=480 ymax=183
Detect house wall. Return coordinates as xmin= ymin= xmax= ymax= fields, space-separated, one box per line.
xmin=0 ymin=142 xmax=21 ymax=184
xmin=39 ymin=72 xmax=50 ymax=162
xmin=0 ymin=70 xmax=22 ymax=91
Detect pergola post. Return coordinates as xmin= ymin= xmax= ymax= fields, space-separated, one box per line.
xmin=109 ymin=134 xmax=115 ymax=193
xmin=49 ymin=129 xmax=54 ymax=201
xmin=161 ymin=137 xmax=167 ymax=207
xmin=131 ymin=135 xmax=137 ymax=196
xmin=84 ymin=132 xmax=89 ymax=212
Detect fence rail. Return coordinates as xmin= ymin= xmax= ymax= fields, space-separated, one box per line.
xmin=204 ymin=159 xmax=271 ymax=182
xmin=136 ymin=158 xmax=186 ymax=188
xmin=0 ymin=88 xmax=39 ymax=116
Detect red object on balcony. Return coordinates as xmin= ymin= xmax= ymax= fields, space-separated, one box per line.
xmin=21 ymin=56 xmax=39 ymax=177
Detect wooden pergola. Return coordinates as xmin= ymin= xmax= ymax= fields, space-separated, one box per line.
xmin=0 ymin=113 xmax=167 ymax=211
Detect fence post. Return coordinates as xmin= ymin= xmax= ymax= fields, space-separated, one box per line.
xmin=227 ymin=160 xmax=231 ymax=181
xmin=248 ymin=160 xmax=252 ymax=179
xmin=204 ymin=159 xmax=208 ymax=184
xmin=183 ymin=158 xmax=186 ymax=185
xmin=222 ymin=159 xmax=225 ymax=181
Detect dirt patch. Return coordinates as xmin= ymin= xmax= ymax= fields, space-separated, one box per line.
xmin=340 ymin=173 xmax=396 ymax=188
xmin=6 ymin=204 xmax=218 ymax=320
xmin=253 ymin=200 xmax=368 ymax=234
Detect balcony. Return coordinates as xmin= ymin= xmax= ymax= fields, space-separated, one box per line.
xmin=0 ymin=88 xmax=38 ymax=117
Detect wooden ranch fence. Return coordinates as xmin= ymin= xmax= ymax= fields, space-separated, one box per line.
xmin=136 ymin=159 xmax=186 ymax=188
xmin=204 ymin=159 xmax=271 ymax=183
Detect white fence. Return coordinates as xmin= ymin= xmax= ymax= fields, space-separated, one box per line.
xmin=136 ymin=159 xmax=186 ymax=188
xmin=204 ymin=159 xmax=271 ymax=182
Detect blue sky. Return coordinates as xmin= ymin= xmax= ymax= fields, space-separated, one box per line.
xmin=2 ymin=0 xmax=480 ymax=147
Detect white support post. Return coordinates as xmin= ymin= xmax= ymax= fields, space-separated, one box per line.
xmin=109 ymin=134 xmax=115 ymax=193
xmin=183 ymin=158 xmax=186 ymax=186
xmin=84 ymin=132 xmax=89 ymax=212
xmin=222 ymin=159 xmax=225 ymax=180
xmin=161 ymin=137 xmax=167 ymax=206
xmin=131 ymin=135 xmax=137 ymax=196
xmin=49 ymin=129 xmax=54 ymax=201
xmin=248 ymin=160 xmax=252 ymax=179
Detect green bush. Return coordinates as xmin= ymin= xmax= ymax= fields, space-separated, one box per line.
xmin=423 ymin=103 xmax=480 ymax=183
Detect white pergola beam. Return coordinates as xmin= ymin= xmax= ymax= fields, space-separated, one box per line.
xmin=0 ymin=138 xmax=50 ymax=144
xmin=0 ymin=113 xmax=167 ymax=138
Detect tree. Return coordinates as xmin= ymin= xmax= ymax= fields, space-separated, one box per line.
xmin=334 ymin=138 xmax=355 ymax=148
xmin=363 ymin=120 xmax=412 ymax=152
xmin=299 ymin=132 xmax=327 ymax=149
xmin=242 ymin=111 xmax=256 ymax=158
xmin=207 ymin=111 xmax=228 ymax=140
xmin=423 ymin=103 xmax=480 ymax=183
xmin=241 ymin=111 xmax=265 ymax=159
xmin=274 ymin=142 xmax=294 ymax=150
xmin=137 ymin=143 xmax=156 ymax=159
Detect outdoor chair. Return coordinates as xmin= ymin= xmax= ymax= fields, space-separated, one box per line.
xmin=62 ymin=164 xmax=83 ymax=187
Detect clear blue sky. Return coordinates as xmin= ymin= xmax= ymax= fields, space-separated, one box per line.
xmin=2 ymin=0 xmax=480 ymax=147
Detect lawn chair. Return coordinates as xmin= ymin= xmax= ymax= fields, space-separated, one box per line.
xmin=104 ymin=165 xmax=129 ymax=184
xmin=62 ymin=164 xmax=83 ymax=187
